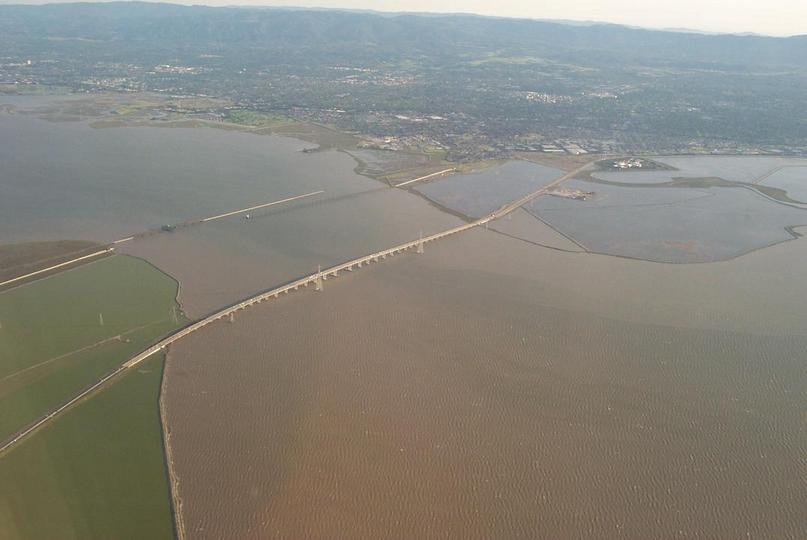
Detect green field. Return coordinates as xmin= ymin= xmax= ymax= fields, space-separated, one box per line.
xmin=0 ymin=353 xmax=175 ymax=540
xmin=0 ymin=254 xmax=183 ymax=442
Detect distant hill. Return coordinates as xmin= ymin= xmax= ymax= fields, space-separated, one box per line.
xmin=1 ymin=2 xmax=805 ymax=69
xmin=2 ymin=3 xmax=806 ymax=155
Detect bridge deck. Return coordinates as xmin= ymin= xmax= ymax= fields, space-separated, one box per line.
xmin=1 ymin=161 xmax=592 ymax=454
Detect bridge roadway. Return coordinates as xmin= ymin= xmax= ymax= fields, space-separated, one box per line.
xmin=395 ymin=168 xmax=456 ymax=188
xmin=0 ymin=248 xmax=113 ymax=289
xmin=0 ymin=161 xmax=592 ymax=454
xmin=0 ymin=218 xmax=488 ymax=454
xmin=122 ymin=219 xmax=490 ymax=369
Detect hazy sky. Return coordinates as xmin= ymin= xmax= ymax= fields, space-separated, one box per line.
xmin=4 ymin=0 xmax=807 ymax=36
xmin=242 ymin=0 xmax=806 ymax=36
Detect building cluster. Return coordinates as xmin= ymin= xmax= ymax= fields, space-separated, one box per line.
xmin=520 ymin=92 xmax=574 ymax=104
xmin=612 ymin=158 xmax=645 ymax=169
xmin=150 ymin=65 xmax=201 ymax=75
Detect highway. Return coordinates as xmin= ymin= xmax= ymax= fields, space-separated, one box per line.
xmin=491 ymin=160 xmax=594 ymax=217
xmin=0 ymin=220 xmax=479 ymax=454
xmin=0 ymin=248 xmax=113 ymax=289
xmin=0 ymin=358 xmax=134 ymax=453
xmin=0 ymin=162 xmax=590 ymax=454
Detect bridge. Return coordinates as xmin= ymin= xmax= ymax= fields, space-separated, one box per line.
xmin=0 ymin=161 xmax=592 ymax=455
xmin=0 ymin=218 xmax=487 ymax=454
xmin=0 ymin=248 xmax=113 ymax=289
xmin=122 ymin=220 xmax=492 ymax=369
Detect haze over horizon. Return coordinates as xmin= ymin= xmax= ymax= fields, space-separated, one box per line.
xmin=1 ymin=0 xmax=805 ymax=37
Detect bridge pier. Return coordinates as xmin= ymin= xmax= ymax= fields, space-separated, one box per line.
xmin=228 ymin=312 xmax=235 ymax=324
xmin=315 ymin=265 xmax=323 ymax=292
xmin=417 ymin=231 xmax=424 ymax=254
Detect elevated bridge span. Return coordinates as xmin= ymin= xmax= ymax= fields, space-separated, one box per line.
xmin=1 ymin=216 xmax=492 ymax=454
xmin=124 ymin=217 xmax=490 ymax=369
xmin=1 ymin=159 xmax=593 ymax=454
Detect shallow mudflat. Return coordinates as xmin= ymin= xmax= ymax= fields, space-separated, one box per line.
xmin=164 ymin=228 xmax=807 ymax=539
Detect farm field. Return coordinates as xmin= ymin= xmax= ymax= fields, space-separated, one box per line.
xmin=0 ymin=353 xmax=175 ymax=540
xmin=0 ymin=255 xmax=182 ymax=442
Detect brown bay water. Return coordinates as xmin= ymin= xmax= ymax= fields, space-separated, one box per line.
xmin=163 ymin=227 xmax=807 ymax=539
xmin=0 ymin=97 xmax=465 ymax=318
xmin=119 ymin=185 xmax=463 ymax=318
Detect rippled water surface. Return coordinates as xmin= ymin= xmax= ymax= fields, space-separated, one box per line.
xmin=7 ymin=97 xmax=807 ymax=538
xmin=165 ymin=228 xmax=807 ymax=539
